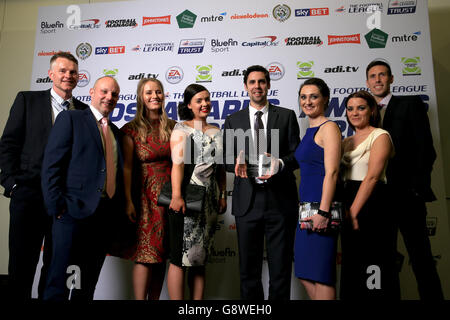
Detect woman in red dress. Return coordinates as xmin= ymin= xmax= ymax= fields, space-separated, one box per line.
xmin=121 ymin=78 xmax=176 ymax=299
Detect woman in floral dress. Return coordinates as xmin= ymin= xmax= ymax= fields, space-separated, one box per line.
xmin=167 ymin=84 xmax=227 ymax=300
xmin=121 ymin=78 xmax=176 ymax=300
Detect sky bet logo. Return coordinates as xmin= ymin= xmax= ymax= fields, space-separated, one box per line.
xmin=95 ymin=46 xmax=125 ymax=55
xmin=295 ymin=8 xmax=329 ymax=17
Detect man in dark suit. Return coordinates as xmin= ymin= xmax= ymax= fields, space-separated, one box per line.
xmin=41 ymin=76 xmax=123 ymax=300
xmin=223 ymin=65 xmax=300 ymax=300
xmin=0 ymin=52 xmax=88 ymax=300
xmin=366 ymin=59 xmax=443 ymax=300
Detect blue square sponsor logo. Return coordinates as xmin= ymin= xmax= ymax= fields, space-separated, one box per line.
xmin=295 ymin=9 xmax=311 ymax=17
xmin=95 ymin=47 xmax=108 ymax=55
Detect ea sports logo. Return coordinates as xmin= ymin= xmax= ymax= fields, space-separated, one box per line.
xmin=77 ymin=70 xmax=90 ymax=87
xmin=166 ymin=66 xmax=184 ymax=84
xmin=266 ymin=62 xmax=285 ymax=81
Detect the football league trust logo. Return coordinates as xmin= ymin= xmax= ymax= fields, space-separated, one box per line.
xmin=273 ymin=4 xmax=291 ymax=22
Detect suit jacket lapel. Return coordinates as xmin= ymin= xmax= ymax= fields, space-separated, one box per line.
xmin=110 ymin=123 xmax=123 ymax=168
xmin=383 ymin=95 xmax=395 ymax=129
xmin=266 ymin=104 xmax=279 ymax=154
xmin=238 ymin=107 xmax=253 ymax=159
xmin=83 ymin=108 xmax=104 ymax=154
xmin=43 ymin=89 xmax=53 ymax=130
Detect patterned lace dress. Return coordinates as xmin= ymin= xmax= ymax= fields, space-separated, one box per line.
xmin=169 ymin=122 xmax=222 ymax=267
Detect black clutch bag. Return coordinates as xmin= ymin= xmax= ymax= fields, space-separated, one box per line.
xmin=157 ymin=133 xmax=206 ymax=214
xmin=157 ymin=181 xmax=205 ymax=213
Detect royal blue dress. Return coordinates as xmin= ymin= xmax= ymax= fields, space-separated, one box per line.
xmin=294 ymin=121 xmax=337 ymax=285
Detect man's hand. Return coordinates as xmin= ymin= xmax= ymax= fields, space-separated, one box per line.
xmin=234 ymin=150 xmax=248 ymax=178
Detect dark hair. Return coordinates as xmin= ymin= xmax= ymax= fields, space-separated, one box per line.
xmin=178 ymin=84 xmax=209 ymax=120
xmin=366 ymin=59 xmax=392 ymax=79
xmin=345 ymin=90 xmax=380 ymax=130
xmin=298 ymin=77 xmax=330 ymax=110
xmin=50 ymin=51 xmax=78 ymax=68
xmin=243 ymin=65 xmax=270 ymax=86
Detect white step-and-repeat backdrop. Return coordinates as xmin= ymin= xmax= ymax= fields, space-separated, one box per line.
xmin=30 ymin=0 xmax=448 ymax=299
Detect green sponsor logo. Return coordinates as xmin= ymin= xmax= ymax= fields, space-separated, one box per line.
xmin=177 ymin=10 xmax=197 ymax=28
xmin=196 ymin=65 xmax=212 ymax=82
xmin=365 ymin=28 xmax=388 ymax=48
xmin=103 ymin=69 xmax=118 ymax=77
xmin=297 ymin=61 xmax=314 ymax=79
xmin=402 ymin=57 xmax=421 ymax=76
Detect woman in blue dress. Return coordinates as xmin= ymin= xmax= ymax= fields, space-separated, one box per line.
xmin=294 ymin=78 xmax=342 ymax=300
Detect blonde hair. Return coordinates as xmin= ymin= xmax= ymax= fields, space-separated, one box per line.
xmin=127 ymin=78 xmax=172 ymax=143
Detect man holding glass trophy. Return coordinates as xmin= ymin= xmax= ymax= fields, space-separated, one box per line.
xmin=223 ymin=65 xmax=300 ymax=300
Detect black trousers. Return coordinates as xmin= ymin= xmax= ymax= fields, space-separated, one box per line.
xmin=393 ymin=188 xmax=443 ymax=300
xmin=8 ymin=184 xmax=52 ymax=300
xmin=340 ymin=181 xmax=399 ymax=300
xmin=235 ymin=185 xmax=297 ymax=300
xmin=43 ymin=198 xmax=114 ymax=301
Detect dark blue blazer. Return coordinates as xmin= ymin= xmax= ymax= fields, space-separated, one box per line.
xmin=41 ymin=108 xmax=124 ymax=219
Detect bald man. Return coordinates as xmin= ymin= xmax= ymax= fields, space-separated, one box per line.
xmin=41 ymin=76 xmax=124 ymax=300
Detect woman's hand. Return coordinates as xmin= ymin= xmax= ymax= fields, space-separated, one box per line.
xmin=125 ymin=201 xmax=137 ymax=223
xmin=303 ymin=214 xmax=329 ymax=232
xmin=218 ymin=198 xmax=227 ymax=214
xmin=170 ymin=196 xmax=186 ymax=214
xmin=350 ymin=212 xmax=360 ymax=231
